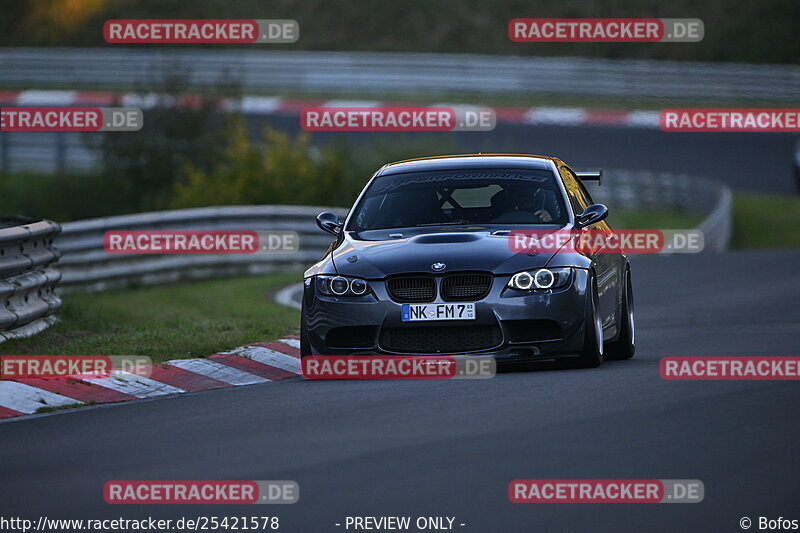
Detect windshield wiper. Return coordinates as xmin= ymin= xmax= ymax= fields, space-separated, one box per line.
xmin=417 ymin=220 xmax=468 ymax=226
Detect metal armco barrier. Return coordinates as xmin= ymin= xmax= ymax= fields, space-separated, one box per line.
xmin=0 ymin=218 xmax=62 ymax=343
xmin=591 ymin=169 xmax=731 ymax=252
xmin=55 ymin=205 xmax=348 ymax=292
xmin=2 ymin=48 xmax=797 ymax=100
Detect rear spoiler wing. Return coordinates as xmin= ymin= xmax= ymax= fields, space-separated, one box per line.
xmin=576 ymin=170 xmax=603 ymax=186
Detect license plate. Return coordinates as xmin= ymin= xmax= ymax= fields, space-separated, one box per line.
xmin=401 ymin=303 xmax=475 ymax=321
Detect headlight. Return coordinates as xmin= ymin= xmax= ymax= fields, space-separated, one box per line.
xmin=316 ymin=275 xmax=371 ymax=297
xmin=508 ymin=268 xmax=572 ymax=290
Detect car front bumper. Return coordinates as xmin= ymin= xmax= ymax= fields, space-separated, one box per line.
xmin=302 ymin=269 xmax=591 ymax=361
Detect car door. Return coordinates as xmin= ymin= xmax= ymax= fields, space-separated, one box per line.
xmin=558 ymin=165 xmax=619 ymax=332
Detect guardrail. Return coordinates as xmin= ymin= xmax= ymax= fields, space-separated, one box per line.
xmin=2 ymin=48 xmax=798 ymax=100
xmin=0 ymin=218 xmax=62 ymax=343
xmin=56 ymin=205 xmax=348 ymax=292
xmin=591 ymin=168 xmax=731 ymax=252
xmin=0 ymin=131 xmax=96 ymax=175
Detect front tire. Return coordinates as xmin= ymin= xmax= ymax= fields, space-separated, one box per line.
xmin=568 ymin=274 xmax=603 ymax=368
xmin=300 ymin=302 xmax=312 ymax=359
xmin=605 ymin=267 xmax=635 ymax=360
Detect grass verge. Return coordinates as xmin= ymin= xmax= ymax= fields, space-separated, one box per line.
xmin=36 ymin=402 xmax=91 ymax=414
xmin=732 ymin=193 xmax=800 ymax=248
xmin=0 ymin=273 xmax=301 ymax=363
xmin=609 ymin=209 xmax=703 ymax=230
xmin=610 ymin=194 xmax=800 ymax=247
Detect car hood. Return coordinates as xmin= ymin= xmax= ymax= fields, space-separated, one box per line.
xmin=330 ymin=227 xmax=564 ymax=278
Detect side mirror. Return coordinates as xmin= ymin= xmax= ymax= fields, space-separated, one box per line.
xmin=316 ymin=212 xmax=343 ymax=235
xmin=575 ymin=204 xmax=608 ymax=229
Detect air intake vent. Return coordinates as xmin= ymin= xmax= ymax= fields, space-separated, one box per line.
xmin=379 ymin=325 xmax=502 ymax=354
xmin=325 ymin=326 xmax=378 ymax=349
xmin=442 ymin=273 xmax=492 ymax=301
xmin=386 ymin=276 xmax=436 ymax=302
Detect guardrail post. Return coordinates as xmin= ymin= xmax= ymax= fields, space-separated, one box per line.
xmin=0 ymin=133 xmax=9 ymax=174
xmin=55 ymin=133 xmax=66 ymax=176
xmin=0 ymin=218 xmax=63 ymax=344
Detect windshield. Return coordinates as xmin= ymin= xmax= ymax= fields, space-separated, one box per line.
xmin=346 ymin=168 xmax=567 ymax=231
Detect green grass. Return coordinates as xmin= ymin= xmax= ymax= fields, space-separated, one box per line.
xmin=0 ymin=274 xmax=301 ymax=363
xmin=607 ymin=194 xmax=800 ymax=247
xmin=36 ymin=402 xmax=91 ymax=414
xmin=731 ymin=193 xmax=800 ymax=249
xmin=609 ymin=209 xmax=703 ymax=230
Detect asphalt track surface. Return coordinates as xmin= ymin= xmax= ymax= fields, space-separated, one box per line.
xmin=260 ymin=115 xmax=799 ymax=194
xmin=2 ymin=249 xmax=799 ymax=532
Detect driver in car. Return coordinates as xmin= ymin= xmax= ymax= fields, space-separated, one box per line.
xmin=490 ymin=185 xmax=556 ymax=223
